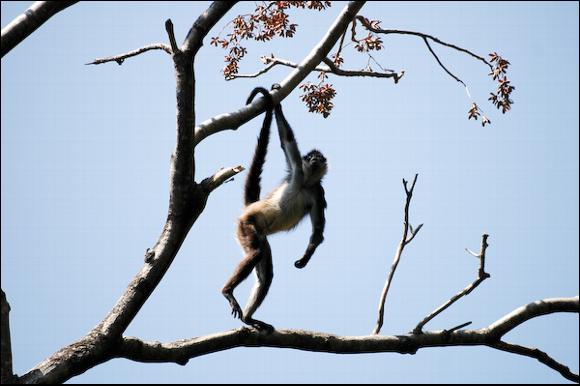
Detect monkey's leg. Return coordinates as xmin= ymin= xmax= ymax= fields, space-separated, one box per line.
xmin=222 ymin=222 xmax=263 ymax=320
xmin=243 ymin=240 xmax=274 ymax=332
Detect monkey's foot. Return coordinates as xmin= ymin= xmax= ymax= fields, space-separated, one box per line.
xmin=244 ymin=317 xmax=274 ymax=333
xmin=225 ymin=297 xmax=243 ymax=320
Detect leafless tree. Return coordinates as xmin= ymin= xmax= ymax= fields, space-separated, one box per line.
xmin=1 ymin=2 xmax=577 ymax=384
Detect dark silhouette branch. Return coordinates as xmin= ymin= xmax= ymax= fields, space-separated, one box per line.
xmin=373 ymin=174 xmax=422 ymax=335
xmin=489 ymin=340 xmax=579 ymax=383
xmin=1 ymin=289 xmax=15 ymax=384
xmin=355 ymin=16 xmax=492 ymax=70
xmin=228 ymin=55 xmax=404 ymax=83
xmin=1 ymin=1 xmax=77 ymax=58
xmin=110 ymin=296 xmax=578 ymax=382
xmin=16 ymin=3 xmax=235 ymax=384
xmin=413 ymin=234 xmax=490 ymax=334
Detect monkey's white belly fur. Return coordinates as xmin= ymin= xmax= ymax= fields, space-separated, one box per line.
xmin=241 ymin=181 xmax=310 ymax=235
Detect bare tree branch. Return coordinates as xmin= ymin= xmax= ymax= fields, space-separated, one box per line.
xmin=110 ymin=296 xmax=578 ymax=382
xmin=193 ymin=1 xmax=366 ymax=146
xmin=1 ymin=289 xmax=15 ymax=384
xmin=1 ymin=1 xmax=77 ymax=58
xmin=86 ymin=43 xmax=172 ymax=65
xmin=413 ymin=234 xmax=490 ymax=334
xmin=489 ymin=340 xmax=579 ymax=383
xmin=201 ymin=165 xmax=245 ymax=193
xmin=16 ymin=3 xmax=236 ymax=384
xmin=228 ymin=55 xmax=404 ymax=83
xmin=355 ymin=16 xmax=492 ymax=70
xmin=373 ymin=173 xmax=422 ymax=335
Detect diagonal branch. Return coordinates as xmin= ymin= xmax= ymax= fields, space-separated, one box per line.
xmin=200 ymin=165 xmax=245 ymax=193
xmin=489 ymin=340 xmax=579 ymax=383
xmin=373 ymin=173 xmax=422 ymax=335
xmin=86 ymin=43 xmax=172 ymax=66
xmin=1 ymin=1 xmax=77 ymax=58
xmin=193 ymin=1 xmax=366 ymax=146
xmin=413 ymin=234 xmax=490 ymax=334
xmin=110 ymin=296 xmax=579 ymax=382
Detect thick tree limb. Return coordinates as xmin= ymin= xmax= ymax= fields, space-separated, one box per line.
xmin=193 ymin=1 xmax=366 ymax=146
xmin=86 ymin=44 xmax=172 ymax=66
xmin=17 ymin=3 xmax=235 ymax=384
xmin=1 ymin=1 xmax=77 ymax=58
xmin=373 ymin=174 xmax=422 ymax=335
xmin=110 ymin=297 xmax=578 ymax=382
xmin=229 ymin=55 xmax=404 ymax=83
xmin=1 ymin=289 xmax=15 ymax=384
xmin=413 ymin=234 xmax=490 ymax=334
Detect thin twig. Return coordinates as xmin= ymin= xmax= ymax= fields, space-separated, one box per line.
xmin=373 ymin=174 xmax=422 ymax=335
xmin=229 ymin=55 xmax=403 ymax=83
xmin=355 ymin=16 xmax=492 ymax=70
xmin=86 ymin=43 xmax=172 ymax=65
xmin=489 ymin=340 xmax=579 ymax=383
xmin=413 ymin=234 xmax=490 ymax=334
xmin=422 ymin=37 xmax=466 ymax=86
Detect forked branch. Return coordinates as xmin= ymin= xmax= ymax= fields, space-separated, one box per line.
xmin=413 ymin=234 xmax=490 ymax=334
xmin=373 ymin=174 xmax=423 ymax=335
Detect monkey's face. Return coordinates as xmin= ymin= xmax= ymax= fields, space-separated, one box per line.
xmin=303 ymin=149 xmax=328 ymax=184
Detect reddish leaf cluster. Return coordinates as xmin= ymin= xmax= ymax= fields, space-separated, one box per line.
xmin=467 ymin=103 xmax=491 ymax=127
xmin=352 ymin=17 xmax=383 ymax=52
xmin=488 ymin=52 xmax=515 ymax=114
xmin=299 ymin=82 xmax=336 ymax=118
xmin=211 ymin=1 xmax=331 ymax=79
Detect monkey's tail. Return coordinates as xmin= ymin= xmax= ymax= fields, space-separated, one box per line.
xmin=244 ymin=87 xmax=274 ymax=206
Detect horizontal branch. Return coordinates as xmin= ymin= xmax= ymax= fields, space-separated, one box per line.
xmin=229 ymin=55 xmax=404 ymax=83
xmin=86 ymin=43 xmax=172 ymax=65
xmin=112 ymin=296 xmax=578 ymax=382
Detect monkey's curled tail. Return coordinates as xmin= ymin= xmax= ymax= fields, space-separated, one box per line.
xmin=244 ymin=87 xmax=274 ymax=206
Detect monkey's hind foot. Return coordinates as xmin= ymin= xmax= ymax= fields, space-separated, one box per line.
xmin=244 ymin=317 xmax=274 ymax=333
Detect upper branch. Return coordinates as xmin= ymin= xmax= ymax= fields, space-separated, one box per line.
xmin=193 ymin=1 xmax=366 ymax=146
xmin=1 ymin=1 xmax=77 ymax=58
xmin=355 ymin=16 xmax=492 ymax=70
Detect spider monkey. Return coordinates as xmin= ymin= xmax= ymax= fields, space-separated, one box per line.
xmin=222 ymin=85 xmax=328 ymax=332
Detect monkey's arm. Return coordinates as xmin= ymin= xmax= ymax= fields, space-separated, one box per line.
xmin=274 ymin=105 xmax=304 ymax=182
xmin=295 ymin=186 xmax=326 ymax=269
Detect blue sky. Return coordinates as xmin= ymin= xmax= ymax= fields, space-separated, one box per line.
xmin=1 ymin=1 xmax=578 ymax=384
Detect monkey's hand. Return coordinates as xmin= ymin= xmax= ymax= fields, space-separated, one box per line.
xmin=295 ymin=243 xmax=316 ymax=269
xmin=294 ymin=258 xmax=308 ymax=269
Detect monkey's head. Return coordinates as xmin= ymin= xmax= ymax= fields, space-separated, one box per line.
xmin=302 ymin=149 xmax=328 ymax=185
